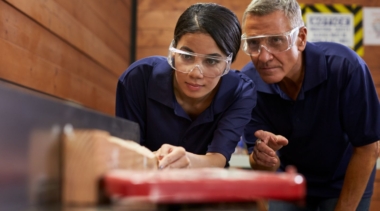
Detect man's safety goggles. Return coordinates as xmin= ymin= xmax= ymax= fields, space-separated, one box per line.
xmin=241 ymin=26 xmax=302 ymax=55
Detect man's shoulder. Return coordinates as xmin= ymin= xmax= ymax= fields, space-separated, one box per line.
xmin=308 ymin=42 xmax=361 ymax=62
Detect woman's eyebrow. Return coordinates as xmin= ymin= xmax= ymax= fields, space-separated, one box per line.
xmin=179 ymin=46 xmax=194 ymax=53
xmin=179 ymin=46 xmax=223 ymax=58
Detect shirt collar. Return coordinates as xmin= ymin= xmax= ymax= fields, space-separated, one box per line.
xmin=212 ymin=71 xmax=241 ymax=114
xmin=147 ymin=60 xmax=174 ymax=108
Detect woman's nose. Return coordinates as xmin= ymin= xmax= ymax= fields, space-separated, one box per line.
xmin=188 ymin=65 xmax=204 ymax=78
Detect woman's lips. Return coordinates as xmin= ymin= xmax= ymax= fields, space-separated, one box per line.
xmin=186 ymin=82 xmax=203 ymax=91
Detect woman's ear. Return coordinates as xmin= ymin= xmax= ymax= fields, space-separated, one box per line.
xmin=297 ymin=27 xmax=307 ymax=51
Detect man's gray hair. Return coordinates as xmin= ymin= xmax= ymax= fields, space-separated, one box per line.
xmin=242 ymin=0 xmax=304 ymax=28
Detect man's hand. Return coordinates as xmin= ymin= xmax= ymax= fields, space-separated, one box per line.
xmin=251 ymin=130 xmax=288 ymax=169
xmin=155 ymin=144 xmax=191 ymax=169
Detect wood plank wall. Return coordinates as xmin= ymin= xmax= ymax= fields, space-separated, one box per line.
xmin=136 ymin=0 xmax=380 ymax=99
xmin=136 ymin=1 xmax=380 ymax=211
xmin=0 ymin=0 xmax=132 ymax=115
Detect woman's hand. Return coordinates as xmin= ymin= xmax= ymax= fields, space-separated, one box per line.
xmin=155 ymin=144 xmax=191 ymax=169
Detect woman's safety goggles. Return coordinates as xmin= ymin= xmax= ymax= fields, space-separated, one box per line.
xmin=167 ymin=40 xmax=233 ymax=78
xmin=241 ymin=26 xmax=302 ymax=55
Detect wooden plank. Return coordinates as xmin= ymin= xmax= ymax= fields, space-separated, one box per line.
xmin=0 ymin=37 xmax=115 ymax=115
xmin=84 ymin=0 xmax=132 ymax=45
xmin=0 ymin=0 xmax=118 ymax=93
xmin=371 ymin=200 xmax=380 ymax=211
xmin=121 ymin=0 xmax=132 ymax=9
xmin=138 ymin=0 xmax=251 ymax=13
xmin=137 ymin=29 xmax=173 ymax=48
xmin=62 ymin=129 xmax=157 ymax=205
xmin=54 ymin=0 xmax=130 ymax=60
xmin=5 ymin=0 xmax=129 ymax=75
xmin=137 ymin=10 xmax=181 ymax=29
xmin=137 ymin=7 xmax=247 ymax=30
xmin=136 ymin=47 xmax=168 ymax=61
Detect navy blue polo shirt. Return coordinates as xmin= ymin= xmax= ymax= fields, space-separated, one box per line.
xmin=116 ymin=56 xmax=256 ymax=164
xmin=242 ymin=42 xmax=380 ymax=198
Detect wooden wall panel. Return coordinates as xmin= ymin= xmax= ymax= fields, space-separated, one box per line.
xmin=53 ymin=0 xmax=129 ymax=60
xmin=0 ymin=0 xmax=132 ymax=115
xmin=136 ymin=0 xmax=380 ymax=98
xmin=5 ymin=0 xmax=128 ymax=75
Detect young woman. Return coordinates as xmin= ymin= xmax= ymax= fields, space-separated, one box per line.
xmin=116 ymin=3 xmax=256 ymax=169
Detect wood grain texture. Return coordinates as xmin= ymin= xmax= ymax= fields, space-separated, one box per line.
xmin=5 ymin=0 xmax=129 ymax=76
xmin=53 ymin=0 xmax=130 ymax=60
xmin=0 ymin=0 xmax=117 ymax=114
xmin=0 ymin=0 xmax=132 ymax=115
xmin=138 ymin=0 xmax=251 ymax=12
xmin=84 ymin=0 xmax=131 ymax=45
xmin=62 ymin=129 xmax=157 ymax=205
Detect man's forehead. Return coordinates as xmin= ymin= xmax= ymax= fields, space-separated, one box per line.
xmin=243 ymin=12 xmax=291 ymax=36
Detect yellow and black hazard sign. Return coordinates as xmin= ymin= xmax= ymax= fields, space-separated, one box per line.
xmin=300 ymin=4 xmax=363 ymax=56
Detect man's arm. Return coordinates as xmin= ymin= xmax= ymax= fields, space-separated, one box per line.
xmin=334 ymin=141 xmax=379 ymax=211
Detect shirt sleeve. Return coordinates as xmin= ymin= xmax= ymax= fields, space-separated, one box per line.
xmin=207 ymin=73 xmax=257 ymax=162
xmin=116 ymin=64 xmax=150 ymax=145
xmin=340 ymin=57 xmax=380 ymax=147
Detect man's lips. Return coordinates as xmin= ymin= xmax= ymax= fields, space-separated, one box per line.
xmin=258 ymin=66 xmax=278 ymax=70
xmin=258 ymin=66 xmax=279 ymax=73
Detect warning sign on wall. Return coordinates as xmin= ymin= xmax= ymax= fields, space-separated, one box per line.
xmin=300 ymin=4 xmax=363 ymax=56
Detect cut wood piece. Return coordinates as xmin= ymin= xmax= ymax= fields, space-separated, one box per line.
xmin=62 ymin=129 xmax=157 ymax=206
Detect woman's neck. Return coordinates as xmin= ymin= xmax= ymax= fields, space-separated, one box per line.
xmin=173 ymin=78 xmax=218 ymax=120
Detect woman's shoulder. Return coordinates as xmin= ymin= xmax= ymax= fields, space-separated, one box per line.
xmin=119 ymin=56 xmax=168 ymax=80
xmin=225 ymin=70 xmax=255 ymax=87
xmin=217 ymin=70 xmax=256 ymax=99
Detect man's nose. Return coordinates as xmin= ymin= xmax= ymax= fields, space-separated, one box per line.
xmin=257 ymin=45 xmax=273 ymax=62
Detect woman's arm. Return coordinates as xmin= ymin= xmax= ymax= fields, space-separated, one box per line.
xmin=156 ymin=144 xmax=226 ymax=169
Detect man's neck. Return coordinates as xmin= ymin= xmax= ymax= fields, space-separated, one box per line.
xmin=278 ymin=66 xmax=305 ymax=101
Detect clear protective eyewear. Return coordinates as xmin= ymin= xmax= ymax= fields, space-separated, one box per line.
xmin=167 ymin=40 xmax=233 ymax=78
xmin=241 ymin=26 xmax=302 ymax=55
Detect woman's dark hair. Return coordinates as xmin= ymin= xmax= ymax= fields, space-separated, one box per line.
xmin=173 ymin=3 xmax=242 ymax=62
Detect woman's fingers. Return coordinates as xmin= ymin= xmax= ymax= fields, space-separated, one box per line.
xmin=158 ymin=146 xmax=190 ymax=169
